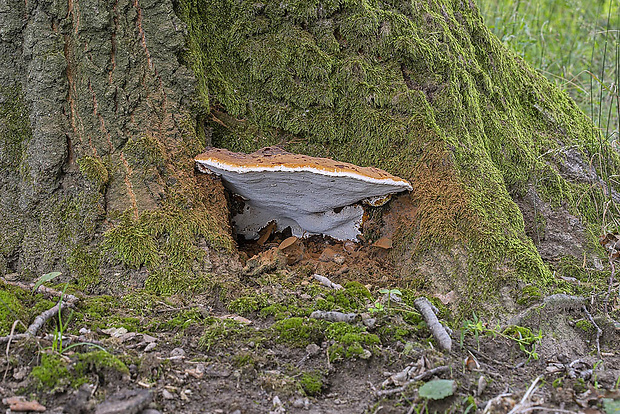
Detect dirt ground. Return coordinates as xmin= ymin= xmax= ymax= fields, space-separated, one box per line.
xmin=1 ymin=232 xmax=620 ymax=414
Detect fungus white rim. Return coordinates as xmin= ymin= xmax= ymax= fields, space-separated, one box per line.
xmin=196 ymin=159 xmax=413 ymax=191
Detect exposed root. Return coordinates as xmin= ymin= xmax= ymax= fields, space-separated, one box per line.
xmin=582 ymin=306 xmax=603 ymax=360
xmin=375 ymin=365 xmax=451 ymax=398
xmin=413 ymin=297 xmax=451 ymax=351
xmin=3 ymin=320 xmax=22 ymax=382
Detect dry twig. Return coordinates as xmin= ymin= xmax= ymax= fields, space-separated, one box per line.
xmin=414 ymin=297 xmax=451 ymax=351
xmin=0 ymin=277 xmax=78 ymax=344
xmin=582 ymin=306 xmax=603 ymax=359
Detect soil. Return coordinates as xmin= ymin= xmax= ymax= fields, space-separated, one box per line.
xmin=1 ymin=231 xmax=620 ymax=414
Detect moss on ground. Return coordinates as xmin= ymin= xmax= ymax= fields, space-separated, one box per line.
xmin=31 ymin=351 xmax=128 ymax=391
xmin=299 ymin=370 xmax=324 ymax=396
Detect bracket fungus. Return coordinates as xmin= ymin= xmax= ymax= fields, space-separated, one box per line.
xmin=195 ymin=147 xmax=412 ymax=240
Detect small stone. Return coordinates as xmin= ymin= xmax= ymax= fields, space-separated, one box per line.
xmin=79 ymin=327 xmax=91 ymax=334
xmin=161 ymin=389 xmax=175 ymax=400
xmin=306 ymin=343 xmax=321 ymax=356
xmin=2 ymin=397 xmax=46 ymax=413
xmin=333 ymin=254 xmax=346 ymax=265
xmin=292 ymin=398 xmax=305 ymax=408
xmin=101 ymin=327 xmax=128 ymax=338
xmin=360 ymin=349 xmax=372 ymax=359
xmin=141 ymin=334 xmax=157 ymax=343
xmin=141 ymin=410 xmax=162 ymax=414
xmin=319 ymin=247 xmax=337 ymax=262
xmin=362 ymin=318 xmax=376 ymax=329
xmin=144 ymin=342 xmax=157 ymax=352
xmin=170 ymin=348 xmax=185 ymax=358
xmin=12 ymin=367 xmax=29 ymax=381
xmin=300 ymin=293 xmax=311 ymax=300
xmin=119 ymin=332 xmax=137 ymax=343
xmin=94 ymin=389 xmax=152 ymax=414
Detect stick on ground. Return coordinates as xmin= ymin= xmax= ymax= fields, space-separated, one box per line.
xmin=414 ymin=297 xmax=452 ymax=352
xmin=0 ymin=277 xmax=78 ymax=344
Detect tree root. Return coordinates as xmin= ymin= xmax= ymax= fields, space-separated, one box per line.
xmin=414 ymin=297 xmax=452 ymax=352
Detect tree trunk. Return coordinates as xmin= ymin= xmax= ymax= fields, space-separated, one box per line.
xmin=0 ymin=0 xmax=234 ymax=294
xmin=1 ymin=0 xmax=616 ymax=311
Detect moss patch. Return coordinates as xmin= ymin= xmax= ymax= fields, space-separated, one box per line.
xmin=31 ymin=351 xmax=128 ymax=391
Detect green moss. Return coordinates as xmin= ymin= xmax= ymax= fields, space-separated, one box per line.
xmin=575 ymin=319 xmax=595 ymax=334
xmin=516 ymin=285 xmax=543 ymax=306
xmin=299 ymin=371 xmax=324 ymax=396
xmin=66 ymin=245 xmax=100 ymax=290
xmin=31 ymin=354 xmax=71 ymax=390
xmin=325 ymin=322 xmax=380 ymax=346
xmin=198 ymin=319 xmax=246 ymax=352
xmin=74 ymin=350 xmax=128 ymax=375
xmin=123 ymin=134 xmax=167 ymax=170
xmin=0 ymin=281 xmax=56 ymax=336
xmin=77 ymin=155 xmax=109 ymax=190
xmin=0 ymin=288 xmax=27 ymax=336
xmin=378 ymin=324 xmax=413 ymax=343
xmin=155 ymin=309 xmax=208 ymax=332
xmin=228 ymin=295 xmax=268 ymax=315
xmin=103 ymin=198 xmax=233 ymax=294
xmin=272 ymin=317 xmax=323 ymax=347
xmin=32 ymin=351 xmax=128 ymax=391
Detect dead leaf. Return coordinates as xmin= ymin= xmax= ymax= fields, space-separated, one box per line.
xmin=373 ymin=237 xmax=392 ymax=249
xmin=435 ymin=290 xmax=456 ymax=305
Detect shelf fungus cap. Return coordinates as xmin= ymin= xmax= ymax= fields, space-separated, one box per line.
xmin=195 ymin=147 xmax=412 ymax=240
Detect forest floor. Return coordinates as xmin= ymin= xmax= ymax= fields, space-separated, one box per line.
xmin=1 ymin=232 xmax=620 ymax=414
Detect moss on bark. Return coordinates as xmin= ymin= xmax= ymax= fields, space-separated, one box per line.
xmin=175 ymin=0 xmax=617 ymax=313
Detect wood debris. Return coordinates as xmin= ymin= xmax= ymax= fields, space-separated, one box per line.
xmin=414 ymin=297 xmax=452 ymax=352
xmin=313 ymin=274 xmax=343 ymax=290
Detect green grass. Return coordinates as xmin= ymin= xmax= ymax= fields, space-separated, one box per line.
xmin=479 ymin=0 xmax=619 ymax=144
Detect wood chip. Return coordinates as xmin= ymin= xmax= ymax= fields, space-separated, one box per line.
xmin=278 ymin=236 xmax=298 ymax=250
xmin=2 ymin=397 xmax=46 ymax=412
xmin=256 ymin=221 xmax=276 ymax=245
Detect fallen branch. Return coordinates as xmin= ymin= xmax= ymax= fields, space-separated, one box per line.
xmin=1 ymin=276 xmax=78 ymax=303
xmin=375 ymin=365 xmax=451 ymax=398
xmin=0 ymin=278 xmax=78 ymax=344
xmin=414 ymin=297 xmax=451 ymax=352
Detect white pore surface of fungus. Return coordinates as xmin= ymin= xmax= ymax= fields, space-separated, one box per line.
xmin=195 ymin=147 xmax=413 ymax=240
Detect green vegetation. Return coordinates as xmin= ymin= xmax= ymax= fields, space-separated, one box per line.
xmin=299 ymin=371 xmax=324 ymax=396
xmin=77 ymin=155 xmax=109 ymax=190
xmin=0 ymin=280 xmax=55 ymax=336
xmin=479 ymin=0 xmax=619 ymax=141
xmin=31 ymin=351 xmax=128 ymax=391
xmin=460 ymin=313 xmax=542 ymax=360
